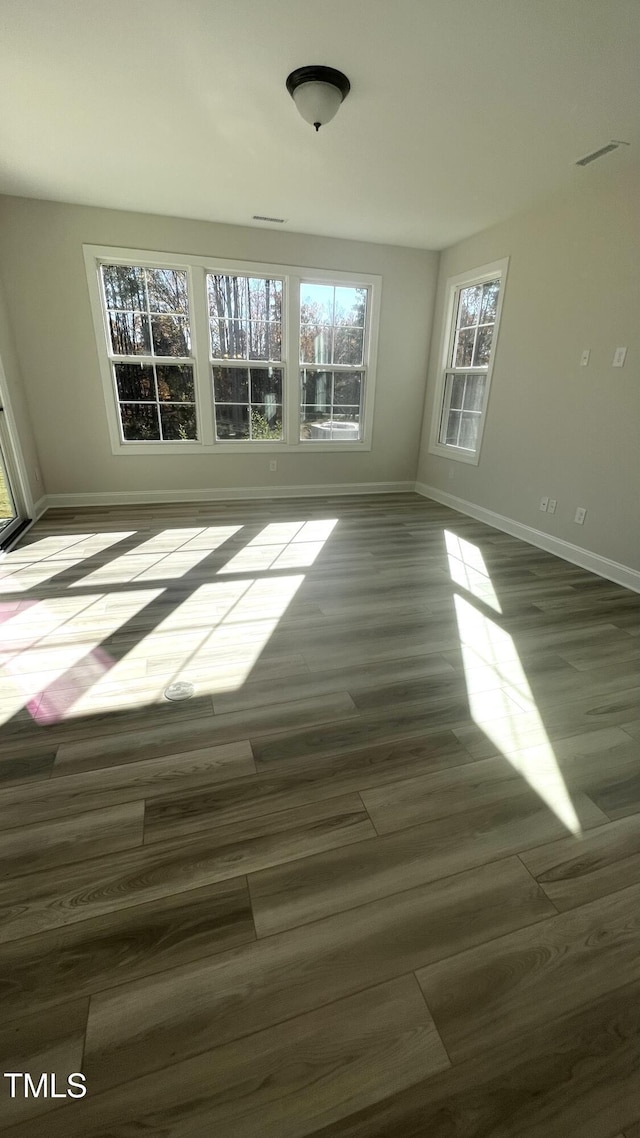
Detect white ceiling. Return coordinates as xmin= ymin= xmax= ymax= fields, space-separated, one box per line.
xmin=0 ymin=0 xmax=638 ymax=250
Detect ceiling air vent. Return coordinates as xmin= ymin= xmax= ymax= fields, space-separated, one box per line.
xmin=252 ymin=214 xmax=286 ymax=223
xmin=575 ymin=140 xmax=630 ymax=167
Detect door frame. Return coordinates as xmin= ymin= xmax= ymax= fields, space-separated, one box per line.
xmin=0 ymin=350 xmax=35 ymax=548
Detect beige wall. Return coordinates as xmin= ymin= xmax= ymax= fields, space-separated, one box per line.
xmin=417 ymin=160 xmax=640 ymax=571
xmin=0 ymin=196 xmax=438 ymax=496
xmin=2 ymin=172 xmax=637 ymax=573
xmin=0 ymin=275 xmax=43 ymax=508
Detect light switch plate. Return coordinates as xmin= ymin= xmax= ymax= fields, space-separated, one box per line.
xmin=613 ymin=347 xmax=627 ymax=367
xmin=580 ymin=349 xmax=590 ymax=366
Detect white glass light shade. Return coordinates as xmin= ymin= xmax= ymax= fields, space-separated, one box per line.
xmin=292 ymin=81 xmax=344 ymax=129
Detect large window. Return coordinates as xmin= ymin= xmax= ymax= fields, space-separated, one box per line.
xmin=300 ymin=282 xmax=367 ymax=442
xmin=208 ymin=273 xmax=284 ymax=441
xmin=85 ymin=247 xmax=380 ymax=454
xmin=430 ymin=259 xmax=508 ymax=465
xmin=100 ymin=264 xmax=198 ymax=442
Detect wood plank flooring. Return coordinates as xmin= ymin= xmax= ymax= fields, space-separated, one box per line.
xmin=0 ymin=492 xmax=638 ymax=1136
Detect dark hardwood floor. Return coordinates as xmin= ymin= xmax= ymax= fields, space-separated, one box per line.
xmin=0 ymin=492 xmax=638 ymax=1136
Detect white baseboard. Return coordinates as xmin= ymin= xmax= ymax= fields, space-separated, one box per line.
xmin=43 ymin=481 xmax=415 ymax=509
xmin=415 ymin=482 xmax=640 ymax=594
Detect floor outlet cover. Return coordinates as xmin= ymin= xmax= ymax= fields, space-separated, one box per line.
xmin=164 ymin=681 xmax=195 ymax=701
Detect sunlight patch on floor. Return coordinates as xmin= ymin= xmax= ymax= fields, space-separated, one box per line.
xmin=78 ymin=545 xmax=216 ymax=587
xmin=217 ymin=520 xmax=339 ymax=574
xmin=62 ymin=575 xmax=307 ymax=714
xmin=447 ymin=538 xmax=581 ymax=835
xmin=0 ymin=533 xmax=136 ymax=589
xmin=444 ymin=530 xmax=501 ymax=612
xmin=0 ymin=520 xmax=337 ymax=722
xmin=0 ymin=594 xmax=99 ymax=658
xmin=61 ymin=579 xmax=253 ymax=714
xmin=130 ymin=527 xmax=237 ymax=555
xmin=0 ymin=561 xmax=84 ymax=593
xmin=218 ymin=541 xmax=329 ymax=573
xmin=44 ymin=532 xmax=138 ymax=561
xmin=177 ymin=574 xmax=307 ymax=692
xmin=0 ymin=590 xmax=163 ymax=725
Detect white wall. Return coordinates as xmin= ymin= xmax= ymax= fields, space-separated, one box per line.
xmin=0 ymin=196 xmax=438 ymax=497
xmin=417 ymin=160 xmax=640 ymax=573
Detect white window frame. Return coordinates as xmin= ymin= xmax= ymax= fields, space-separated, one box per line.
xmin=428 ymin=257 xmax=508 ymax=466
xmin=298 ymin=274 xmax=376 ymax=446
xmin=84 ymin=245 xmax=381 ymax=456
xmin=208 ymin=269 xmax=286 ymax=445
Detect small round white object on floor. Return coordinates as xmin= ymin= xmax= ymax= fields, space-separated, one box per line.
xmin=164 ymin=681 xmax=195 ymax=701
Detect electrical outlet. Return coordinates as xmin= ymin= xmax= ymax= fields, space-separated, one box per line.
xmin=613 ymin=347 xmax=627 ymax=368
xmin=34 ymin=468 xmax=41 ymax=483
xmin=269 ymin=459 xmax=277 ymax=472
xmin=580 ymin=349 xmax=590 ymax=366
xmin=574 ymin=506 xmax=587 ymax=525
xmin=548 ymin=499 xmax=557 ymax=514
xmin=539 ymin=497 xmax=549 ymax=512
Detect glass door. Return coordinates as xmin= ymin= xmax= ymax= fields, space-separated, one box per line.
xmin=0 ymin=402 xmax=29 ymax=547
xmin=0 ymin=446 xmax=17 ymax=531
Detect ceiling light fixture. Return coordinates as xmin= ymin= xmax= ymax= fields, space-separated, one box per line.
xmin=286 ymin=65 xmax=350 ymax=132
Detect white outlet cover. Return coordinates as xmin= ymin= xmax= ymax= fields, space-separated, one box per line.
xmin=613 ymin=347 xmax=627 ymax=367
xmin=580 ymin=349 xmax=590 ymax=366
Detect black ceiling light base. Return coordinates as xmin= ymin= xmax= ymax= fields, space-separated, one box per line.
xmin=286 ymin=66 xmax=351 ymax=131
xmin=286 ymin=66 xmax=351 ymax=100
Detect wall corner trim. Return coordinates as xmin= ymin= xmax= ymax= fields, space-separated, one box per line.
xmin=415 ymin=482 xmax=640 ymax=594
xmin=32 ymin=495 xmax=48 ymax=520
